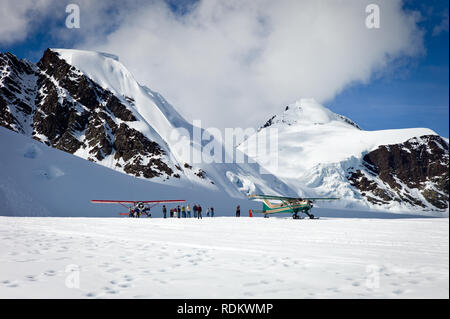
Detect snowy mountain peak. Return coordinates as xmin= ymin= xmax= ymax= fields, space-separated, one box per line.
xmin=261 ymin=98 xmax=361 ymax=130
xmin=241 ymin=98 xmax=446 ymax=212
xmin=0 ymin=49 xmax=293 ymax=199
xmin=53 ymin=48 xmax=119 ymax=62
xmin=52 ymin=49 xmax=135 ymax=98
xmin=50 ymin=48 xmax=189 ymax=145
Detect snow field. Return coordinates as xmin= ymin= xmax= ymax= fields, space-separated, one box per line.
xmin=0 ymin=216 xmax=447 ymax=298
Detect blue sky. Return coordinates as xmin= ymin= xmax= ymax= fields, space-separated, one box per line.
xmin=1 ymin=0 xmax=448 ymax=137
xmin=330 ymin=0 xmax=449 ymax=137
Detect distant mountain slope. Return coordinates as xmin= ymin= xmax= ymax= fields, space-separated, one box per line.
xmin=2 ymin=49 xmax=447 ymax=214
xmin=259 ymin=98 xmax=361 ymax=130
xmin=0 ymin=49 xmax=292 ymax=199
xmin=1 ymin=49 xmax=176 ymax=179
xmin=348 ymin=135 xmax=449 ymax=210
xmin=0 ymin=126 xmax=261 ymax=216
xmin=239 ymin=99 xmax=448 ymax=213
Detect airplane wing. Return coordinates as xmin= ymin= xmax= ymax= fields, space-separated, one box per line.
xmin=302 ymin=198 xmax=340 ymax=201
xmin=248 ymin=194 xmax=296 ymax=200
xmin=91 ymin=199 xmax=186 ymax=204
xmin=248 ymin=194 xmax=339 ymax=201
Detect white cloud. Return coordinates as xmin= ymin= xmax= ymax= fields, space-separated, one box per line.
xmin=0 ymin=0 xmax=54 ymax=44
xmin=2 ymin=0 xmax=425 ymax=130
xmin=82 ymin=0 xmax=424 ymax=130
xmin=0 ymin=0 xmax=146 ymax=46
xmin=433 ymin=12 xmax=449 ymax=36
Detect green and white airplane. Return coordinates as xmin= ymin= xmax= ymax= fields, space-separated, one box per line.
xmin=248 ymin=194 xmax=339 ymax=219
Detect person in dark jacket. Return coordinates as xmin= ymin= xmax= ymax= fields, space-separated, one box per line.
xmin=236 ymin=205 xmax=240 ymax=217
xmin=177 ymin=205 xmax=181 ymax=218
xmin=162 ymin=205 xmax=167 ymax=218
xmin=170 ymin=208 xmax=174 ymax=218
xmin=197 ymin=205 xmax=202 ymax=219
xmin=193 ymin=204 xmax=198 ymax=218
xmin=210 ymin=206 xmax=214 ymax=217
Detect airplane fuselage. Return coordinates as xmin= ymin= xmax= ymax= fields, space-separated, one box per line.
xmin=262 ymin=199 xmax=312 ymax=217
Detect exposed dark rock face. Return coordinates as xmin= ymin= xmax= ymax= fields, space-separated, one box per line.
xmin=335 ymin=114 xmax=361 ymax=130
xmin=0 ymin=52 xmax=38 ymax=133
xmin=195 ymin=169 xmax=206 ymax=179
xmin=348 ymin=135 xmax=449 ymax=210
xmin=0 ymin=49 xmax=175 ymax=180
xmin=259 ymin=115 xmax=276 ymax=131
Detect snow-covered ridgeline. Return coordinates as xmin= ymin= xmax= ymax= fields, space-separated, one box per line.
xmin=239 ymin=98 xmax=447 ymax=213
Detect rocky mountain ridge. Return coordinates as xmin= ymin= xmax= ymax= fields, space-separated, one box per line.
xmin=1 ymin=49 xmax=175 ymax=179
xmin=241 ymin=99 xmax=448 ymax=212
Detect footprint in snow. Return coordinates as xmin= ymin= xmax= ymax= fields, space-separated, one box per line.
xmin=106 ymin=268 xmax=121 ymax=273
xmin=392 ymin=289 xmax=403 ymax=295
xmin=243 ymin=282 xmax=259 ymax=287
xmin=153 ymin=278 xmax=167 ymax=284
xmin=44 ymin=270 xmax=56 ymax=276
xmin=119 ymin=283 xmax=131 ymax=288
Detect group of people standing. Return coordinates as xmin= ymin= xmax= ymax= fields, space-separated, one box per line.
xmin=131 ymin=204 xmax=242 ymax=218
xmin=161 ymin=204 xmax=215 ymax=219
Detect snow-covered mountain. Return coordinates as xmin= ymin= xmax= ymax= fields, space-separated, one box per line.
xmin=239 ymin=99 xmax=449 ymax=213
xmin=1 ymin=49 xmax=448 ymax=215
xmin=0 ymin=49 xmax=292 ymax=199
xmin=0 ymin=126 xmax=263 ymax=216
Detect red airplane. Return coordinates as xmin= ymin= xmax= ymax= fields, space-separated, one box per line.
xmin=91 ymin=199 xmax=185 ymax=217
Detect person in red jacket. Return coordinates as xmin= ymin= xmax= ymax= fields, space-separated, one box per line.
xmin=197 ymin=205 xmax=202 ymax=219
